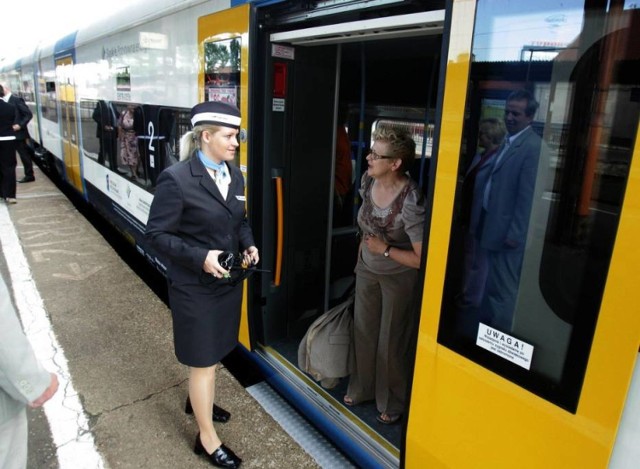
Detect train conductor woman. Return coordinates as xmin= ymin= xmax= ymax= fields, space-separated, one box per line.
xmin=145 ymin=101 xmax=259 ymax=468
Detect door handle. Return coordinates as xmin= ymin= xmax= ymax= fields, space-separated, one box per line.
xmin=272 ymin=173 xmax=284 ymax=287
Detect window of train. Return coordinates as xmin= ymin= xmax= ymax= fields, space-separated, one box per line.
xmin=19 ymin=86 xmax=36 ymax=117
xmin=371 ymin=118 xmax=434 ymax=184
xmin=158 ymin=108 xmax=190 ymax=170
xmin=372 ymin=119 xmax=434 ymax=158
xmin=203 ymin=37 xmax=241 ymax=109
xmin=42 ymin=81 xmax=58 ymax=123
xmin=79 ymin=99 xmax=101 ymax=162
xmin=202 ymin=37 xmax=241 ymax=166
xmin=111 ymin=102 xmax=146 ymax=183
xmin=437 ymin=0 xmax=639 ymax=410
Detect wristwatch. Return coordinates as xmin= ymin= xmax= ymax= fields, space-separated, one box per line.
xmin=383 ymin=245 xmax=392 ymax=257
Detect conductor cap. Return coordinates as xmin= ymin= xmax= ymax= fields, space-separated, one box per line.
xmin=190 ymin=101 xmax=241 ymax=129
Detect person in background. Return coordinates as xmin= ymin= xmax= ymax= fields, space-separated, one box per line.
xmin=478 ymin=89 xmax=542 ymax=331
xmin=0 ymin=84 xmax=18 ymax=204
xmin=456 ymin=117 xmax=506 ymax=309
xmin=92 ymin=100 xmax=122 ymax=174
xmin=0 ymin=83 xmax=34 ymax=184
xmin=146 ymin=101 xmax=259 ymax=469
xmin=0 ymin=273 xmax=59 ymax=469
xmin=333 ymin=103 xmax=353 ymax=226
xmin=343 ymin=127 xmax=425 ymax=425
xmin=117 ymin=105 xmax=141 ymax=180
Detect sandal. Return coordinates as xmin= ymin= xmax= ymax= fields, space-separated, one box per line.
xmin=343 ymin=395 xmax=356 ymax=407
xmin=376 ymin=412 xmax=401 ymax=425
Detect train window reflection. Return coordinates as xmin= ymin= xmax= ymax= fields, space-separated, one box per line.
xmin=437 ymin=0 xmax=639 ymax=411
xmin=371 ymin=118 xmax=434 ymax=189
xmin=204 ymin=37 xmax=241 ymax=108
xmin=80 ymin=99 xmax=100 ymax=162
xmin=372 ymin=119 xmax=434 ymax=158
xmin=42 ymin=81 xmax=58 ymax=123
xmin=158 ymin=108 xmax=191 ymax=171
xmin=111 ymin=103 xmax=147 ymax=185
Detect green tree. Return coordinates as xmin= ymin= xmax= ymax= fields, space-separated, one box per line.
xmin=205 ymin=42 xmax=230 ymax=74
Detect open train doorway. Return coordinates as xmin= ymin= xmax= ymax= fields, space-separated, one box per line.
xmin=253 ymin=5 xmax=445 ymax=463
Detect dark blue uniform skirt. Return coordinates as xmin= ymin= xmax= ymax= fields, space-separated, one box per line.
xmin=168 ymin=281 xmax=243 ymax=367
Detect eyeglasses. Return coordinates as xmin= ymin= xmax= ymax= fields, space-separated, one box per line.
xmin=368 ymin=149 xmax=396 ymax=160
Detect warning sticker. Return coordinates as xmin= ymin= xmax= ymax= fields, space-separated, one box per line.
xmin=476 ymin=323 xmax=534 ymax=370
xmin=273 ymin=98 xmax=285 ymax=112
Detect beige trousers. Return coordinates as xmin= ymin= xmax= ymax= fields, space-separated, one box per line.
xmin=347 ymin=263 xmax=419 ymax=415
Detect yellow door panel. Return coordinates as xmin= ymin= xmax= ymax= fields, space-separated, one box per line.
xmin=406 ymin=0 xmax=640 ymax=466
xmin=56 ymin=56 xmax=83 ymax=193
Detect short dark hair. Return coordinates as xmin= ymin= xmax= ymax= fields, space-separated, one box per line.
xmin=507 ymin=89 xmax=539 ymax=117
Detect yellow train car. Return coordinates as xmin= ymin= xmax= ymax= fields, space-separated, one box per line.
xmin=248 ymin=1 xmax=640 ymax=467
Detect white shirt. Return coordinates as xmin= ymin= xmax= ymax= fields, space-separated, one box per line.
xmin=205 ymin=163 xmax=231 ymax=200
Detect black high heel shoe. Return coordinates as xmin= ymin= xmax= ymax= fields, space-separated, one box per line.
xmin=194 ymin=433 xmax=242 ymax=468
xmin=185 ymin=396 xmax=231 ymax=423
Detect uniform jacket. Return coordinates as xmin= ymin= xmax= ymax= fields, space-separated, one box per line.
xmin=479 ymin=127 xmax=542 ymax=251
xmin=0 ymin=275 xmax=50 ymax=425
xmin=7 ymin=94 xmax=32 ymax=141
xmin=0 ymin=99 xmax=18 ymax=140
xmin=145 ymin=153 xmax=255 ymax=293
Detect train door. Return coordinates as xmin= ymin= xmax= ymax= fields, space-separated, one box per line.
xmin=253 ymin=4 xmax=446 ymax=466
xmin=55 ymin=56 xmax=83 ymax=192
xmin=197 ymin=3 xmax=252 ymax=345
xmin=261 ymin=44 xmax=337 ymax=345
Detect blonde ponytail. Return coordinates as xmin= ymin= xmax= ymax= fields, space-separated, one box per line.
xmin=179 ymin=125 xmax=222 ymax=161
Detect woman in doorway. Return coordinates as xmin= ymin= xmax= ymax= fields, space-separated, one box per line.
xmin=344 ymin=127 xmax=425 ymax=425
xmin=146 ymin=101 xmax=259 ymax=468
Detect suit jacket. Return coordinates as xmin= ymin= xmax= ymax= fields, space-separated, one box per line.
xmin=0 ymin=275 xmax=50 ymax=425
xmin=480 ymin=127 xmax=542 ymax=251
xmin=145 ymin=153 xmax=255 ymax=291
xmin=92 ymin=100 xmax=115 ymax=138
xmin=7 ymin=94 xmax=32 ymax=141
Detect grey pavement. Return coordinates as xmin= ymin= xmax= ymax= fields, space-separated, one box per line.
xmin=1 ymin=166 xmax=320 ymax=469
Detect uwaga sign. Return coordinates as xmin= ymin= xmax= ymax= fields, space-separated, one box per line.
xmin=476 ymin=323 xmax=534 ymax=370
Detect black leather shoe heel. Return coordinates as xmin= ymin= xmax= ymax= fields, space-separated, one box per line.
xmin=194 ymin=434 xmax=242 ymax=468
xmin=185 ymin=397 xmax=231 ymax=423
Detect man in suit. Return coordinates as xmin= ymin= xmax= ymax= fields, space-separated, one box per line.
xmin=478 ymin=89 xmax=542 ymax=332
xmin=0 ymin=272 xmax=59 ymax=469
xmin=0 ymin=83 xmax=34 ymax=183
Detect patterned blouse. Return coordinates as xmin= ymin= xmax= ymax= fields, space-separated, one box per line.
xmin=357 ymin=172 xmax=425 ymax=274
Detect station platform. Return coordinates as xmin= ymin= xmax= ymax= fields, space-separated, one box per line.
xmin=0 ymin=166 xmax=352 ymax=468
